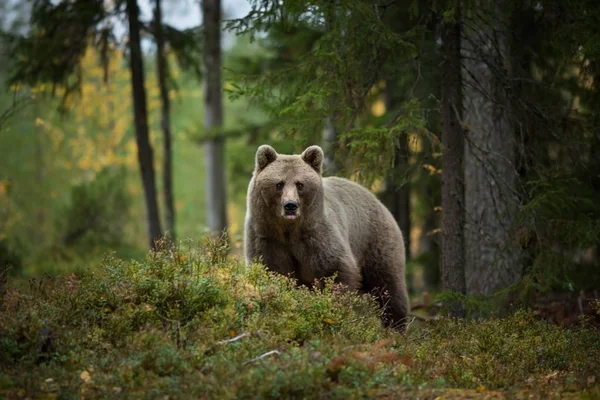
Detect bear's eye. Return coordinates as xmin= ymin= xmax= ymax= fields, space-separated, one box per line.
xmin=275 ymin=181 xmax=285 ymax=191
xmin=296 ymin=182 xmax=304 ymax=190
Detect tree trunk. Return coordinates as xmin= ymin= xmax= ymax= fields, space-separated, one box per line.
xmin=34 ymin=100 xmax=46 ymax=246
xmin=126 ymin=0 xmax=162 ymax=249
xmin=322 ymin=115 xmax=338 ymax=175
xmin=322 ymin=2 xmax=339 ymax=176
xmin=462 ymin=3 xmax=522 ymax=295
xmin=154 ymin=0 xmax=176 ymax=240
xmin=202 ymin=0 xmax=228 ymax=236
xmin=440 ymin=8 xmax=466 ymax=317
xmin=420 ymin=184 xmax=441 ymax=289
xmin=383 ymin=78 xmax=410 ymax=260
xmin=100 ymin=26 xmax=116 ymax=143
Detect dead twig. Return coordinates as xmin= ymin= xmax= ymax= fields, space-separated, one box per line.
xmin=404 ymin=316 xmax=416 ymax=332
xmin=205 ymin=330 xmax=268 ymax=354
xmin=216 ymin=332 xmax=252 ymax=345
xmin=244 ymin=350 xmax=281 ymax=365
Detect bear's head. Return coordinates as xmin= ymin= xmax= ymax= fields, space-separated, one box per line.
xmin=250 ymin=145 xmax=324 ymax=223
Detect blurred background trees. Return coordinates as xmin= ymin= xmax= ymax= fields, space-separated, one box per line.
xmin=1 ymin=0 xmax=599 ymax=318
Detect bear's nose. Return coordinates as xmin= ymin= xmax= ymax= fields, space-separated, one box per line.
xmin=283 ymin=201 xmax=298 ymax=212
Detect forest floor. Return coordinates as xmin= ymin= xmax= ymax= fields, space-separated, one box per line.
xmin=1 ymin=239 xmax=599 ymax=399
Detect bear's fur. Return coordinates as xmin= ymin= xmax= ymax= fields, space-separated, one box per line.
xmin=244 ymin=145 xmax=409 ymax=331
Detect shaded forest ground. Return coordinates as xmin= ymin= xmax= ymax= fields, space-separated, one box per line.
xmin=1 ymin=240 xmax=599 ymax=399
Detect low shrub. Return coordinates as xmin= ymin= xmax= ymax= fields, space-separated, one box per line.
xmin=1 ymin=238 xmax=599 ymax=399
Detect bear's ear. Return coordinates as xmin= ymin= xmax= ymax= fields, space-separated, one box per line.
xmin=301 ymin=145 xmax=324 ymax=174
xmin=255 ymin=145 xmax=278 ymax=170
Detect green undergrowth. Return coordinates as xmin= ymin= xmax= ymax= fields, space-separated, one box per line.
xmin=1 ymin=239 xmax=599 ymax=399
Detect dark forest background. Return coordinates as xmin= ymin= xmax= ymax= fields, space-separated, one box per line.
xmin=2 ymin=0 xmax=599 ymax=315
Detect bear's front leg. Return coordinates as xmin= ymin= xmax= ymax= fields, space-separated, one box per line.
xmin=245 ymin=230 xmax=297 ymax=279
xmin=296 ymin=233 xmax=361 ymax=291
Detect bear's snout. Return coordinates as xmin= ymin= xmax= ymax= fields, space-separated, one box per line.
xmin=283 ymin=200 xmax=299 ymax=219
xmin=284 ymin=201 xmax=298 ymax=212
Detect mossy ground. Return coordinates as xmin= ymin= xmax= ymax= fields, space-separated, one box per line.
xmin=1 ymin=239 xmax=599 ymax=399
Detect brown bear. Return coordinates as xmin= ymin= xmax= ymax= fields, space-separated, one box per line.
xmin=244 ymin=145 xmax=410 ymax=331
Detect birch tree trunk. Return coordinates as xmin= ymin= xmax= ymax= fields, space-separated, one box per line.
xmin=126 ymin=0 xmax=163 ymax=249
xmin=154 ymin=0 xmax=176 ymax=240
xmin=202 ymin=0 xmax=228 ymax=236
xmin=34 ymin=100 xmax=46 ymax=246
xmin=440 ymin=7 xmax=466 ymax=317
xmin=462 ymin=3 xmax=522 ymax=295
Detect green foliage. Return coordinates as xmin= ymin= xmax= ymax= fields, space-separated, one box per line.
xmin=340 ymin=98 xmax=429 ymax=185
xmin=4 ymin=0 xmax=105 ymax=102
xmin=408 ymin=310 xmax=599 ymax=390
xmin=519 ymin=168 xmax=600 ymax=292
xmin=58 ymin=166 xmax=132 ymax=249
xmin=1 ymin=242 xmax=599 ymax=398
xmin=0 ymin=238 xmax=22 ymax=276
xmin=1 ymin=0 xmax=599 ymax=332
xmin=228 ymin=0 xmax=421 ymax=161
xmin=4 ymin=0 xmax=208 ymax=106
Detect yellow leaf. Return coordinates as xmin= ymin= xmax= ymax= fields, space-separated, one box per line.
xmin=422 ymin=163 xmax=441 ymax=176
xmin=0 ymin=181 xmax=8 ymax=197
xmin=371 ymin=99 xmax=386 ymax=117
xmin=228 ymin=329 xmax=236 ymax=337
xmin=80 ymin=371 xmax=91 ymax=383
xmin=322 ymin=318 xmax=335 ymax=325
xmin=476 ymin=385 xmax=486 ymax=392
xmin=427 ymin=228 xmax=441 ymax=237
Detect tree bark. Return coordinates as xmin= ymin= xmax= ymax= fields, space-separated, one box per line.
xmin=322 ymin=1 xmax=339 ymax=176
xmin=383 ymin=78 xmax=410 ymax=260
xmin=202 ymin=0 xmax=228 ymax=235
xmin=440 ymin=8 xmax=466 ymax=317
xmin=462 ymin=3 xmax=522 ymax=295
xmin=154 ymin=0 xmax=176 ymax=240
xmin=100 ymin=26 xmax=116 ymax=142
xmin=420 ymin=184 xmax=441 ymax=289
xmin=126 ymin=0 xmax=163 ymax=249
xmin=322 ymin=115 xmax=338 ymax=175
xmin=34 ymin=100 xmax=46 ymax=246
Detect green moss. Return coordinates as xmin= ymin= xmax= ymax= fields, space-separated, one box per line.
xmin=1 ymin=240 xmax=599 ymax=398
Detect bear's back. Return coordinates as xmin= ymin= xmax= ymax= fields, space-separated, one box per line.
xmin=322 ymin=177 xmax=403 ymax=261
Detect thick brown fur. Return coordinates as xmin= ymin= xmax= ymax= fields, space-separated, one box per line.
xmin=244 ymin=145 xmax=410 ymax=331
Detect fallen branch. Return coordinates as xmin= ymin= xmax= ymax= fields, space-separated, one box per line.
xmin=216 ymin=332 xmax=252 ymax=345
xmin=205 ymin=330 xmax=268 ymax=355
xmin=244 ymin=350 xmax=281 ymax=365
xmin=404 ymin=316 xmax=416 ymax=332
